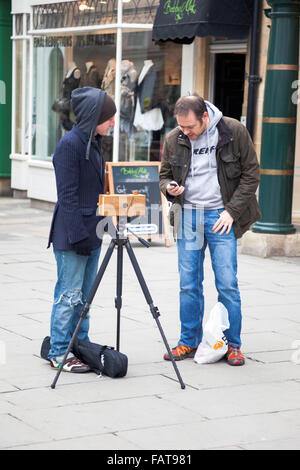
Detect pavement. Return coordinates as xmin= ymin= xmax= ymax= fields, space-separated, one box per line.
xmin=0 ymin=196 xmax=300 ymax=451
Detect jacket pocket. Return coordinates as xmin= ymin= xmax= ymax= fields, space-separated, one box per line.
xmin=220 ymin=152 xmax=241 ymax=180
xmin=238 ymin=196 xmax=261 ymax=226
xmin=170 ymin=155 xmax=188 ymax=183
xmin=80 ymin=207 xmax=96 ymax=216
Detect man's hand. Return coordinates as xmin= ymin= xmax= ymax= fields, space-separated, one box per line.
xmin=212 ymin=210 xmax=234 ymax=235
xmin=72 ymin=237 xmax=93 ymax=256
xmin=167 ymin=183 xmax=185 ymax=197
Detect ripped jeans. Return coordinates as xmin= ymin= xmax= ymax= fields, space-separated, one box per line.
xmin=48 ymin=248 xmax=101 ymax=360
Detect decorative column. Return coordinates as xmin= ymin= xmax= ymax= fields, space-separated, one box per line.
xmin=0 ymin=0 xmax=12 ymax=182
xmin=252 ymin=0 xmax=300 ymax=234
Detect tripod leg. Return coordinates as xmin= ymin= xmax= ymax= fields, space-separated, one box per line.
xmin=125 ymin=240 xmax=185 ymax=390
xmin=115 ymin=242 xmax=124 ymax=351
xmin=50 ymin=239 xmax=116 ymax=389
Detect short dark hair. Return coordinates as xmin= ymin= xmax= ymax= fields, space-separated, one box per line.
xmin=174 ymin=93 xmax=207 ymax=123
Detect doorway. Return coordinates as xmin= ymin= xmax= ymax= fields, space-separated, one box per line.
xmin=213 ymin=53 xmax=246 ymax=121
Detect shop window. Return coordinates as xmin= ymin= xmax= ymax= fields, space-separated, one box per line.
xmin=48 ymin=48 xmax=64 ymax=156
xmin=32 ymin=30 xmax=181 ymax=162
xmin=14 ymin=40 xmax=23 ymax=154
xmin=119 ymin=31 xmax=181 ymax=161
xmin=24 ymin=40 xmax=30 ymax=154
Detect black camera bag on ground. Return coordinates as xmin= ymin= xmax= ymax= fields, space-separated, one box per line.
xmin=40 ymin=336 xmax=128 ymax=378
xmin=72 ymin=337 xmax=128 ymax=378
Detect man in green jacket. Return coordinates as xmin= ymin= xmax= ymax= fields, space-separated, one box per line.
xmin=159 ymin=93 xmax=261 ymax=366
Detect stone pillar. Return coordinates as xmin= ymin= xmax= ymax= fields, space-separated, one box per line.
xmin=242 ymin=0 xmax=300 ymax=256
xmin=252 ymin=0 xmax=300 ymax=234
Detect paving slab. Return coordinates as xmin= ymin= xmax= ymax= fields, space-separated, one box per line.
xmin=116 ymin=412 xmax=300 ymax=450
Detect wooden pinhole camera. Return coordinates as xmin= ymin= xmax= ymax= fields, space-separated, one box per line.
xmin=98 ymin=192 xmax=146 ymax=217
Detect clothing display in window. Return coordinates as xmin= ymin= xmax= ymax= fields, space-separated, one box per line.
xmin=26 ymin=28 xmax=183 ymax=166
xmin=101 ymin=58 xmax=116 ymax=99
xmin=52 ymin=62 xmax=81 ymax=112
xmin=52 ymin=62 xmax=81 ymax=131
xmin=80 ymin=61 xmax=102 ymax=88
xmin=135 ymin=59 xmax=162 ymax=113
xmin=133 ymin=60 xmax=164 ymax=132
xmin=120 ymin=59 xmax=138 ymax=135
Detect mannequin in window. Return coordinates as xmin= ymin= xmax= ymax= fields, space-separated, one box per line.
xmin=80 ymin=61 xmax=102 ymax=88
xmin=63 ymin=62 xmax=81 ymax=100
xmin=133 ymin=59 xmax=164 ymax=132
xmin=133 ymin=60 xmax=164 ymax=162
xmin=99 ymin=58 xmax=116 ymax=161
xmin=120 ymin=59 xmax=137 ymax=136
xmin=52 ymin=61 xmax=81 ymax=131
xmin=101 ymin=58 xmax=116 ymax=100
xmin=86 ymin=61 xmax=93 ymax=73
xmin=118 ymin=60 xmax=138 ymax=161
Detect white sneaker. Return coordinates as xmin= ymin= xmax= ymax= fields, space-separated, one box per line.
xmin=50 ymin=356 xmax=91 ymax=373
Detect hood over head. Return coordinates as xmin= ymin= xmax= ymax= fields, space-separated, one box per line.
xmin=188 ymin=100 xmax=223 ymax=178
xmin=71 ymin=87 xmax=108 ymax=160
xmin=205 ymin=101 xmax=223 ymax=132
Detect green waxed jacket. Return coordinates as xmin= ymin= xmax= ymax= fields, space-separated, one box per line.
xmin=159 ymin=116 xmax=261 ymax=239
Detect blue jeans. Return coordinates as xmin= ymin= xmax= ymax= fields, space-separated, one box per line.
xmin=177 ymin=208 xmax=242 ymax=349
xmin=48 ymin=248 xmax=101 ymax=360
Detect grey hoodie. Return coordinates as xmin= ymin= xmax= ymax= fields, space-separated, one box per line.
xmin=183 ymin=101 xmax=224 ymax=210
xmin=71 ymin=86 xmax=106 ymax=160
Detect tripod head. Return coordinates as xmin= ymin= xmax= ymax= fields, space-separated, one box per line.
xmin=122 ymin=224 xmax=150 ymax=248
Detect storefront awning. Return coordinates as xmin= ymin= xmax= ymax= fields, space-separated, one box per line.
xmin=152 ymin=0 xmax=254 ymax=43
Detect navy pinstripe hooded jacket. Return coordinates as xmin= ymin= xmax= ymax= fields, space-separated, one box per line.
xmin=47 ymin=87 xmax=107 ymax=251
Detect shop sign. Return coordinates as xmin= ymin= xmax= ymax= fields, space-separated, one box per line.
xmin=33 ymin=36 xmax=72 ymax=47
xmin=33 ymin=34 xmax=115 ymax=48
xmin=163 ymin=0 xmax=197 ymax=23
xmin=153 ymin=0 xmax=253 ymax=42
xmin=75 ymin=34 xmax=115 ymax=47
xmin=106 ymin=162 xmax=170 ymax=247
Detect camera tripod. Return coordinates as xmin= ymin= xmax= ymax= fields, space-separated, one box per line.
xmin=51 ymin=221 xmax=185 ymax=390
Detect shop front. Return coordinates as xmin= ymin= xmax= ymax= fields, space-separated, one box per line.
xmin=11 ymin=0 xmax=188 ymax=204
xmin=11 ymin=0 xmax=300 ymax=225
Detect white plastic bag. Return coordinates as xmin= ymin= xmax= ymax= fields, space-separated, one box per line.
xmin=194 ymin=302 xmax=230 ymax=364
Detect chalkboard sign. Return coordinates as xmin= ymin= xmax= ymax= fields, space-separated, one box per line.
xmin=106 ymin=162 xmax=170 ymax=247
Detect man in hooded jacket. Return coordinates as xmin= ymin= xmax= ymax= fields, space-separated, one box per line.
xmin=47 ymin=87 xmax=116 ymax=373
xmin=159 ymin=93 xmax=261 ymax=366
